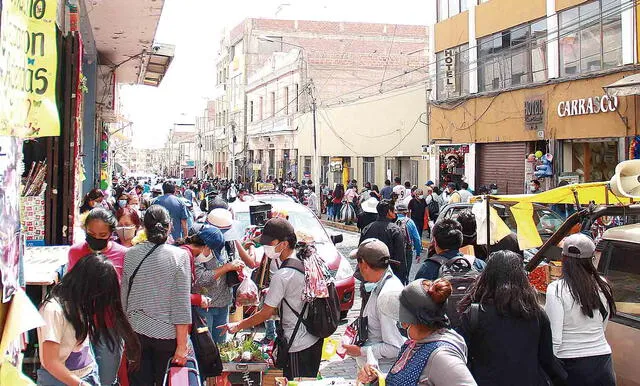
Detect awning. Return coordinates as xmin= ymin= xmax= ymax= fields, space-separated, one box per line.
xmin=485 ymin=181 xmax=633 ymax=206
xmin=604 ymin=73 xmax=640 ymax=97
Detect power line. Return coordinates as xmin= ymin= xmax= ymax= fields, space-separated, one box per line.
xmin=319 ymin=0 xmax=636 ymax=107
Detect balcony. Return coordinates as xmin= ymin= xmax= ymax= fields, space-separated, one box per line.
xmin=247 ymin=115 xmax=294 ymax=137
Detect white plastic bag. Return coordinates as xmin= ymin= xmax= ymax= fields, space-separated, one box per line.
xmin=235 ymin=268 xmax=259 ymax=307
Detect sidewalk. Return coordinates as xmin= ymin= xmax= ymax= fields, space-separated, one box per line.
xmin=320 ymin=217 xmax=431 ymax=249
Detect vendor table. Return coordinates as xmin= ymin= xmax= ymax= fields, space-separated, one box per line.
xmin=209 ymin=363 xmax=270 ymax=385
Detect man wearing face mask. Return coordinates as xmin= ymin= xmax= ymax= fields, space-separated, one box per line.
xmin=360 ymin=200 xmax=407 ymax=284
xmin=219 ymin=218 xmax=323 ymax=380
xmin=530 ymin=179 xmax=541 ymax=194
xmin=344 ymin=239 xmax=405 ymax=367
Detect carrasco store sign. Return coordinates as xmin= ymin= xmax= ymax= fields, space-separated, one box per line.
xmin=557 ymin=95 xmax=619 ymax=117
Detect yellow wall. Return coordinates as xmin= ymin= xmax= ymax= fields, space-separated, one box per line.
xmin=556 ymin=0 xmax=590 ymax=12
xmin=435 ymin=11 xmax=469 ymax=52
xmin=475 ymin=0 xmax=546 ymax=38
xmin=430 ymin=71 xmax=638 ymax=144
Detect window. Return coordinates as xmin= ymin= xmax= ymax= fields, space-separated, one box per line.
xmin=477 ymin=18 xmax=548 ymax=92
xmin=271 ymin=92 xmax=276 ymax=117
xmin=295 ymin=83 xmax=300 ymax=112
xmin=559 ymin=0 xmax=622 ymax=77
xmin=284 ymin=87 xmax=289 ymax=115
xmin=436 ymin=44 xmax=470 ymax=100
xmin=603 ymin=241 xmax=640 ymax=319
xmin=259 ymin=97 xmax=264 ymax=120
xmin=249 ymin=101 xmax=254 ymax=122
xmin=438 ymin=0 xmax=469 ymax=21
xmin=363 ymin=157 xmax=375 ymax=185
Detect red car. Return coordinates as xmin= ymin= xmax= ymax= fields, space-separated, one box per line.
xmin=230 ymin=200 xmax=355 ymax=318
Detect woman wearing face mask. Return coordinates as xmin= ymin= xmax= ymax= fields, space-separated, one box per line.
xmin=191 ymin=225 xmax=244 ymax=343
xmin=358 ymin=278 xmax=476 ymax=386
xmin=67 ymin=208 xmax=128 ymax=385
xmin=80 ymin=188 xmax=105 ymax=214
xmin=115 ymin=207 xmax=142 ymax=248
xmin=115 ymin=193 xmax=130 ymax=212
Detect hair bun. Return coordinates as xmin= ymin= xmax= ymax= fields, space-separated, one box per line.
xmin=154 ymin=223 xmax=166 ymax=232
xmin=428 ymin=279 xmax=453 ymax=304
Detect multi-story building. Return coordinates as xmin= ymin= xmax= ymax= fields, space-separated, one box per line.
xmin=429 ymin=0 xmax=640 ymax=194
xmin=214 ymin=18 xmax=429 ymax=186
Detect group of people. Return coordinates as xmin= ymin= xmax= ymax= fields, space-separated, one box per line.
xmin=39 ymin=172 xmax=617 ymax=386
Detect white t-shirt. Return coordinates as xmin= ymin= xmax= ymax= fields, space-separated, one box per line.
xmin=544 ymin=279 xmax=612 ymax=358
xmin=458 ymin=190 xmax=473 ymax=203
xmin=264 ymin=256 xmax=319 ymax=353
xmin=38 ymin=298 xmax=96 ymax=378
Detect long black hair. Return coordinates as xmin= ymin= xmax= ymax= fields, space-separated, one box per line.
xmin=44 ymin=254 xmax=141 ymax=367
xmin=562 ymin=254 xmax=616 ymax=320
xmin=80 ymin=188 xmax=104 ymax=213
xmin=458 ymin=250 xmax=541 ymax=319
xmin=144 ymin=205 xmax=171 ymax=244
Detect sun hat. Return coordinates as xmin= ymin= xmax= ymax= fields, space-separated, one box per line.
xmin=206 ymin=208 xmax=233 ymax=230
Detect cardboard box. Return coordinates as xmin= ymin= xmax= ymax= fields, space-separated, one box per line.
xmin=549 ymin=261 xmax=563 ymax=280
xmin=263 ymin=369 xmax=284 ymax=386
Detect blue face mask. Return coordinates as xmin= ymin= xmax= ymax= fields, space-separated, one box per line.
xmin=118 ymin=200 xmax=128 ymax=208
xmin=363 ymin=282 xmax=377 ymax=293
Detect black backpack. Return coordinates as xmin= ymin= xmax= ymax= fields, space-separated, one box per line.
xmin=427 ymin=198 xmax=440 ymax=220
xmin=281 ymin=258 xmax=340 ymax=339
xmin=428 ymin=255 xmax=481 ymax=328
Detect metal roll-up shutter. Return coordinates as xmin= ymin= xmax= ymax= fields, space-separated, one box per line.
xmin=476 ymin=142 xmax=527 ymax=195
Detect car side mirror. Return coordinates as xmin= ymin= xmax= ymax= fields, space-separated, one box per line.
xmin=331 ymin=234 xmax=344 ymax=245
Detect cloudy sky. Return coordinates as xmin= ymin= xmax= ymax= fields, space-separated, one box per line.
xmin=120 ymin=0 xmax=433 ymax=149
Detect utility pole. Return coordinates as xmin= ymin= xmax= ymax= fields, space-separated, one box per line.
xmin=310 ymin=79 xmax=320 ymax=214
xmin=230 ymin=122 xmax=236 ymax=180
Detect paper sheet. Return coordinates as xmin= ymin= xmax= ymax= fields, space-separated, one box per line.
xmin=0 ymin=288 xmax=45 ymax=355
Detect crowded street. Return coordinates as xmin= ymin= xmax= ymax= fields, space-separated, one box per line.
xmin=2 ymin=0 xmax=640 ymax=385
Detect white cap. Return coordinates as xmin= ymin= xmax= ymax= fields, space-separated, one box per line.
xmin=206 ymin=208 xmax=233 ymax=230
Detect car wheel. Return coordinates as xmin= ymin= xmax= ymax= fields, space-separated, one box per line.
xmin=340 ymin=310 xmax=348 ymax=320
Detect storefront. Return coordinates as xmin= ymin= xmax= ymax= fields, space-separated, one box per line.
xmin=428 ymin=144 xmax=475 ymax=190
xmin=430 ymin=71 xmax=639 ymax=191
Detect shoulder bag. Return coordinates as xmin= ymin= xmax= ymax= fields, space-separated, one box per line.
xmin=190 ymin=306 xmax=223 ymax=377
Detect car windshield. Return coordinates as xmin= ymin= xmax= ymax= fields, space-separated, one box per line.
xmin=234 ymin=207 xmax=330 ymax=244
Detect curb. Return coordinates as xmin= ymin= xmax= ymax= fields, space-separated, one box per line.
xmin=321 ymin=219 xmax=431 ymax=248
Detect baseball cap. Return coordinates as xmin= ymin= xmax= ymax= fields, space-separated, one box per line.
xmin=562 ymin=233 xmax=595 ymax=259
xmin=425 ymin=180 xmax=434 ymax=186
xmin=447 ymin=182 xmax=457 ymax=189
xmin=207 ymin=208 xmax=233 ymax=230
xmin=198 ymin=225 xmax=225 ymax=261
xmin=253 ymin=217 xmax=295 ymax=245
xmin=378 ymin=279 xmax=450 ymax=327
xmin=349 ymin=239 xmax=398 ymax=267
xmin=394 ymin=202 xmax=408 ymax=212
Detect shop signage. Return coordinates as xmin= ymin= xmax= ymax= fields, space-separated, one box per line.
xmin=0 ymin=0 xmax=60 ymax=137
xmin=557 ymin=95 xmax=619 ymax=117
xmin=444 ymin=49 xmax=456 ymax=92
xmin=524 ymin=98 xmax=544 ymax=130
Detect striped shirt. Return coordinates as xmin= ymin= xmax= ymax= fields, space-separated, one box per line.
xmin=121 ymin=241 xmax=192 ymax=339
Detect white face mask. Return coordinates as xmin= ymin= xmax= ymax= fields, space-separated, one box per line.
xmin=530 ymin=185 xmax=537 ymax=192
xmin=263 ymin=242 xmax=282 ymax=260
xmin=115 ymin=226 xmax=136 ymax=241
xmin=130 ymin=204 xmax=140 ymax=211
xmin=418 ymin=195 xmax=424 ymax=199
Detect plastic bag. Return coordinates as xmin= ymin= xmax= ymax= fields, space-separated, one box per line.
xmin=339 ymin=203 xmax=356 ymax=224
xmin=235 ymin=268 xmax=259 ymax=307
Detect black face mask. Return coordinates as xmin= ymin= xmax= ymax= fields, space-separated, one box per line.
xmin=86 ymin=234 xmax=109 ymax=251
xmin=396 ymin=321 xmax=408 ymax=338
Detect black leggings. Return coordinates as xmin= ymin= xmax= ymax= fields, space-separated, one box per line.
xmin=561 ymin=354 xmax=616 ymax=386
xmin=129 ymin=333 xmax=177 ymax=386
xmin=284 ymin=338 xmax=323 ymax=380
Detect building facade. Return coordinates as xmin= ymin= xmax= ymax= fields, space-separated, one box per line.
xmin=429 ymin=0 xmax=640 ymax=194
xmin=213 ymin=18 xmax=429 ymax=187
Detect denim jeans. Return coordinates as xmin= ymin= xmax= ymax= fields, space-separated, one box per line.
xmin=197 ymin=305 xmax=229 ymax=344
xmin=93 ymin=334 xmax=123 ymax=385
xmin=37 ymin=366 xmax=100 ymax=386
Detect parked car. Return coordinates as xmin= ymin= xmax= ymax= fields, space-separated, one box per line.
xmin=527 ymin=205 xmax=640 ymax=385
xmin=230 ymin=200 xmax=355 ymax=318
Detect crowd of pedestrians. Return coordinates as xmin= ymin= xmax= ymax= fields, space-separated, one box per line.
xmin=34 ymin=174 xmax=617 ymax=385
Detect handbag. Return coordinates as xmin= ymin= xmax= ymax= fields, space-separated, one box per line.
xmin=190 ymin=306 xmax=223 ymax=378
xmin=223 ymin=241 xmax=242 ymax=287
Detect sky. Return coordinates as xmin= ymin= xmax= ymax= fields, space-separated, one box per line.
xmin=120 ymin=0 xmax=434 ymax=149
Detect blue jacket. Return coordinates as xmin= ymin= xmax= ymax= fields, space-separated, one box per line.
xmin=397 ymin=214 xmax=422 ymax=256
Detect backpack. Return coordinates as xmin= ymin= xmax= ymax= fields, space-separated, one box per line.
xmin=396 ymin=217 xmax=413 ymax=252
xmin=427 ymin=197 xmax=440 ymax=219
xmin=428 ymin=255 xmax=481 ymax=328
xmin=280 ymin=258 xmax=340 ymax=339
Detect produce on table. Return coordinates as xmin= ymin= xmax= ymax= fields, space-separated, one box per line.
xmin=218 ymin=339 xmax=265 ymax=363
xmin=528 ymin=265 xmax=549 ymax=293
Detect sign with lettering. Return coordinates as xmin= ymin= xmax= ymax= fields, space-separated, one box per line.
xmin=0 ymin=0 xmax=60 ymax=137
xmin=444 ymin=49 xmax=456 ymax=92
xmin=524 ymin=98 xmax=544 ymax=130
xmin=557 ymin=95 xmax=618 ymax=117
